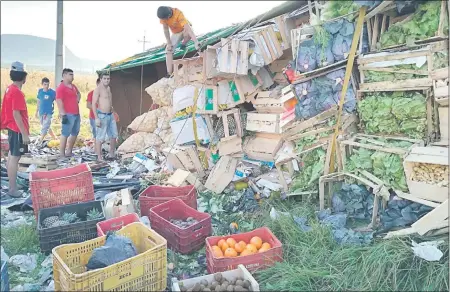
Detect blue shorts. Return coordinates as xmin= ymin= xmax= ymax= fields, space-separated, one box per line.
xmin=89 ymin=118 xmax=96 ymax=139
xmin=96 ymin=111 xmax=118 ymax=141
xmin=61 ymin=114 xmax=81 ymax=137
xmin=39 ymin=114 xmax=53 ymax=135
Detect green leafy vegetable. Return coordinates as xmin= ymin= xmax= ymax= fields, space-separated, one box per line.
xmin=321 ymin=1 xmax=360 ymax=21
xmin=358 ymin=91 xmax=427 ymax=139
xmin=365 ymin=64 xmax=427 ymax=83
xmin=345 ymin=138 xmax=413 ymax=191
xmin=380 ymin=2 xmax=447 ymax=48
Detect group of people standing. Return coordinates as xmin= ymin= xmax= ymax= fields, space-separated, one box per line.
xmin=1 ymin=62 xmax=118 ymax=198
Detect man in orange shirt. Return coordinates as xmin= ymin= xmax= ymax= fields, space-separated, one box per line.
xmin=157 ymin=6 xmax=200 ymax=76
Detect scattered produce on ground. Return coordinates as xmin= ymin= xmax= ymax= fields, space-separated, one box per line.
xmin=179 ymin=272 xmax=253 ymax=292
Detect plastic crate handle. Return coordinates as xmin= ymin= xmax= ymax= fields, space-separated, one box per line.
xmin=110 ymin=221 xmax=125 ymax=228
xmin=146 ymin=235 xmax=158 ymax=245
xmin=193 ymin=224 xmax=203 ymax=232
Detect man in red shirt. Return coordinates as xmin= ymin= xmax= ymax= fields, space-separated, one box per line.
xmin=55 ymin=68 xmax=81 ymax=158
xmin=86 ymin=78 xmax=100 ymax=139
xmin=0 ymin=62 xmax=30 ymax=198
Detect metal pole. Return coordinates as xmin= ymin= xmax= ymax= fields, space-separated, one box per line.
xmin=55 ymin=0 xmax=64 ymax=86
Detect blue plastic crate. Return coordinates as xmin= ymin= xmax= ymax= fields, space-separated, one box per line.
xmin=1 ymin=260 xmax=9 ymax=292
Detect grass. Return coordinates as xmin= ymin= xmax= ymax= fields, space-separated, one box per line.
xmin=253 ymin=201 xmax=450 ymax=291
xmin=1 ymin=68 xmax=97 ymax=138
xmin=0 ymin=219 xmax=47 ymax=287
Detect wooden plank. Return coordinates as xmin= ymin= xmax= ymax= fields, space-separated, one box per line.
xmin=204 ymin=156 xmax=238 ymax=194
xmin=218 ymin=136 xmax=242 ymax=156
xmin=396 ymin=191 xmax=440 ymax=208
xmin=340 ymin=140 xmax=407 ymax=155
xmin=371 ymin=15 xmax=380 ymax=50
xmin=286 ymin=126 xmax=333 ymax=142
xmin=411 ymin=200 xmax=449 ymax=235
xmin=364 ymin=1 xmax=394 ymax=21
xmin=359 ymin=66 xmax=429 ymax=75
xmin=238 ymin=40 xmax=249 ymax=75
xmin=430 ymin=67 xmax=449 ymax=80
xmin=167 ymin=169 xmax=190 ymax=187
xmin=220 ymin=38 xmax=230 ymax=73
xmin=230 ymin=39 xmax=238 ymax=74
xmin=359 ymin=78 xmax=433 ymax=91
xmin=358 ymin=50 xmax=433 ymax=65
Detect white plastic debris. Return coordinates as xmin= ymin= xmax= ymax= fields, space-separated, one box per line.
xmin=411 ymin=240 xmax=444 ymax=262
xmin=9 ymin=253 xmax=37 ymax=272
xmin=270 ymin=207 xmax=290 ymax=221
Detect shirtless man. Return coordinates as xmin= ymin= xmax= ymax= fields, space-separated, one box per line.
xmin=92 ymin=73 xmax=118 ymax=161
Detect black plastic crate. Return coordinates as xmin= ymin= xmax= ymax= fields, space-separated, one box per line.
xmin=38 ymin=200 xmax=105 ymax=254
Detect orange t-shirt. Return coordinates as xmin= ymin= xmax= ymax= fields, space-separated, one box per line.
xmin=160 ymin=8 xmax=189 ymax=34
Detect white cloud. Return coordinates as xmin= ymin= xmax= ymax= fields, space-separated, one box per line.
xmin=1 ymin=1 xmax=281 ymax=63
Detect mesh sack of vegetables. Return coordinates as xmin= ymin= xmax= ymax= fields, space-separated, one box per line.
xmin=315 ymin=38 xmax=335 ymax=67
xmin=86 ymin=233 xmax=138 ymax=271
xmin=338 ymin=19 xmax=355 ymax=37
xmin=295 ymin=94 xmax=318 ymax=120
xmin=296 ymin=38 xmax=317 ymax=72
xmin=326 ymin=69 xmax=345 ymax=91
xmin=294 ymin=80 xmax=314 ymax=97
xmin=324 ymin=19 xmax=344 ymax=35
xmin=332 ymin=88 xmax=357 ymax=113
xmin=332 ymin=34 xmax=353 ymax=61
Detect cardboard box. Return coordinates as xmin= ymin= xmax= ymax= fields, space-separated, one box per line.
xmin=104 ymin=189 xmax=136 ymax=220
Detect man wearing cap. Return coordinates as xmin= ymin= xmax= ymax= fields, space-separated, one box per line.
xmin=56 ymin=68 xmax=81 ymax=158
xmin=157 ymin=6 xmax=200 ymax=76
xmin=0 ymin=62 xmax=30 ymax=198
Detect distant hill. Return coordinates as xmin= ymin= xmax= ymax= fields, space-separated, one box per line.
xmin=1 ymin=34 xmax=107 ymax=74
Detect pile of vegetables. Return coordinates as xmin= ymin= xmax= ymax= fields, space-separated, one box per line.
xmin=358 ymin=91 xmax=427 ymax=139
xmin=290 ymin=122 xmax=335 ymax=193
xmin=321 ymin=1 xmax=380 ymax=21
xmin=410 ymin=163 xmax=449 ymax=187
xmin=380 ymin=2 xmax=449 ymax=49
xmin=345 ymin=138 xmax=415 ymax=191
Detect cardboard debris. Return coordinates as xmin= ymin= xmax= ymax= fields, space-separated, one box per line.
xmin=104 ymin=188 xmax=136 ymax=220
xmin=205 ymin=156 xmax=238 ymax=194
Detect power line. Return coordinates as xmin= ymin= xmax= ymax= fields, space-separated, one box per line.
xmin=138 ymin=30 xmax=151 ymax=52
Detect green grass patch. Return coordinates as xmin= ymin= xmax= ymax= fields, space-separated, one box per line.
xmin=1 ymin=221 xmax=47 ymax=286
xmin=254 ymin=201 xmax=449 ymax=291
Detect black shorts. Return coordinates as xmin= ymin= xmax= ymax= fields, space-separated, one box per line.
xmin=8 ymin=129 xmax=25 ymax=157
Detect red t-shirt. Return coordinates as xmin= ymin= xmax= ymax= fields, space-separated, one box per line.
xmin=86 ymin=90 xmax=95 ymax=119
xmin=56 ymin=83 xmax=79 ymax=115
xmin=0 ymin=84 xmax=29 ymax=134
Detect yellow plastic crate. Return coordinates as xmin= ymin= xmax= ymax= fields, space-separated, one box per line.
xmin=52 ymin=222 xmax=167 ymax=291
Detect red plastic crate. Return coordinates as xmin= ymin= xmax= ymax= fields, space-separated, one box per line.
xmin=96 ymin=213 xmax=140 ymax=237
xmin=30 ymin=163 xmax=95 ymax=219
xmin=205 ymin=227 xmax=283 ymax=273
xmin=139 ymin=185 xmax=197 ymax=217
xmin=149 ymin=198 xmax=211 ymax=254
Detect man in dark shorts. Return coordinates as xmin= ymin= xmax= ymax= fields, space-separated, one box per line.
xmin=0 ymin=62 xmax=30 ymax=198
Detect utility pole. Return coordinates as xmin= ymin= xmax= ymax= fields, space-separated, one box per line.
xmin=55 ymin=0 xmax=64 ymax=86
xmin=138 ymin=31 xmax=151 ymax=52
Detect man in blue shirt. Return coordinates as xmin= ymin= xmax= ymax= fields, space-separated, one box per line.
xmin=35 ymin=77 xmax=56 ymax=143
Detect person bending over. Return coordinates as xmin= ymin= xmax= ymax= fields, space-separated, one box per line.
xmin=157 ymin=6 xmax=200 ymax=76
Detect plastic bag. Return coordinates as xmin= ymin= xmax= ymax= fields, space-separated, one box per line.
xmin=332 ymin=34 xmax=353 ymax=61
xmin=324 ymin=19 xmax=344 ymax=35
xmin=86 ymin=233 xmax=138 ymax=271
xmin=338 ymin=20 xmax=355 ymax=37
xmin=296 ymin=39 xmax=317 ymax=72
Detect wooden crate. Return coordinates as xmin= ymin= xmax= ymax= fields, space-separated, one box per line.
xmin=274 ymin=15 xmax=293 ymax=50
xmin=232 ymin=73 xmax=262 ymax=103
xmin=366 ymin=0 xmax=449 ymax=51
xmin=192 ymin=83 xmax=219 ymax=114
xmin=216 ymin=38 xmax=250 ymax=75
xmin=436 ymin=106 xmax=449 ymax=146
xmin=173 ymin=55 xmax=204 ymax=85
xmin=290 ymin=25 xmax=314 ymax=61
xmin=319 ymin=171 xmax=391 ymax=227
xmin=252 ymin=25 xmax=284 ymax=65
xmin=162 ymin=145 xmax=205 ymax=177
xmin=203 ymin=43 xmax=233 ymax=80
xmin=358 ymin=41 xmax=448 ymax=91
xmin=172 ymin=265 xmax=259 ymax=292
xmin=356 ymin=89 xmax=438 ymax=142
xmin=338 ymin=134 xmax=423 ymax=190
xmin=243 ymin=134 xmax=283 ymax=162
xmin=403 ymin=146 xmax=449 ymax=203
xmin=246 ymin=110 xmax=295 ymax=134
xmin=431 ymin=67 xmax=449 ymax=106
xmin=252 ymin=85 xmax=297 ymax=114
xmin=19 ymin=154 xmax=58 ymax=172
xmin=204 ymin=156 xmax=238 ymax=194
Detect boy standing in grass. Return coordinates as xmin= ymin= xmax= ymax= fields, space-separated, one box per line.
xmin=35 ymin=77 xmax=57 ymax=144
xmin=0 ymin=62 xmax=30 ymax=198
xmin=86 ymin=78 xmax=100 ymax=139
xmin=56 ymin=68 xmax=81 ymax=158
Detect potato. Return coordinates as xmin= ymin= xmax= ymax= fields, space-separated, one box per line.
xmin=222 ymin=281 xmax=229 ymax=287
xmin=193 ymin=283 xmax=202 ymax=292
xmin=235 ymin=280 xmax=244 ymax=287
xmin=200 ymin=284 xmax=206 ymax=290
xmin=201 ymin=280 xmax=209 ymax=287
xmin=214 ymin=285 xmax=222 ymax=292
xmin=226 ymin=285 xmax=234 ymax=292
xmin=234 ymin=285 xmax=244 ymax=292
xmin=214 ymin=273 xmax=223 ymax=283
xmin=229 ymin=279 xmax=236 ymax=285
xmin=211 ymin=281 xmax=219 ymax=290
xmin=242 ymin=280 xmax=251 ymax=289
xmin=203 ymin=288 xmax=211 ymax=292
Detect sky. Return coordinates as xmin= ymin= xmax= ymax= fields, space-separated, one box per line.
xmin=1 ymin=1 xmax=282 ymax=64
